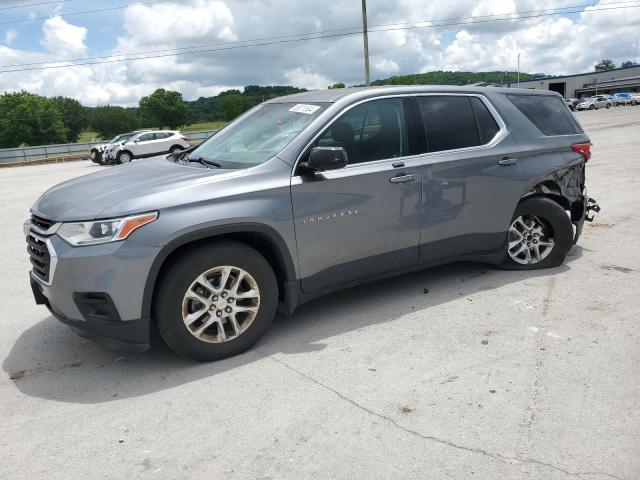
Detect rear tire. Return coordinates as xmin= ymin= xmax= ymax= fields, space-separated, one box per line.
xmin=500 ymin=196 xmax=573 ymax=270
xmin=589 ymin=105 xmax=595 ymax=110
xmin=170 ymin=145 xmax=183 ymax=154
xmin=606 ymin=103 xmax=611 ymax=109
xmin=155 ymin=241 xmax=278 ymax=362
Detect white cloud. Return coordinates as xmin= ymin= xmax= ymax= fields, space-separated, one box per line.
xmin=41 ymin=16 xmax=87 ymax=56
xmin=3 ymin=29 xmax=17 ymax=45
xmin=118 ymin=0 xmax=236 ymax=49
xmin=373 ymin=58 xmax=400 ymax=74
xmin=284 ymin=67 xmax=332 ymax=90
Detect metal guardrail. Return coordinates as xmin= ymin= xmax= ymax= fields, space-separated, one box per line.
xmin=0 ymin=130 xmax=218 ymax=166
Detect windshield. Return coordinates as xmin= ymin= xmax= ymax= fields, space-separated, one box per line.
xmin=188 ymin=102 xmax=328 ymax=168
xmin=111 ymin=133 xmax=135 ymax=143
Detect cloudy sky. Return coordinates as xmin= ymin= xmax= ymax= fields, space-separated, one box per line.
xmin=0 ymin=0 xmax=639 ymax=106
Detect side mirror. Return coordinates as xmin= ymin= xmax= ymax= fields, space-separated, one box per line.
xmin=303 ymin=147 xmax=348 ymax=173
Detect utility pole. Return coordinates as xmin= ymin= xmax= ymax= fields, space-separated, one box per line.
xmin=361 ymin=0 xmax=370 ymax=87
xmin=517 ymin=53 xmax=521 ymax=87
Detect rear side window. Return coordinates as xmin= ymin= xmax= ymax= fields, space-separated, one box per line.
xmin=507 ymin=94 xmax=580 ymax=136
xmin=417 ymin=96 xmax=481 ymax=152
xmin=470 ymin=97 xmax=500 ymax=144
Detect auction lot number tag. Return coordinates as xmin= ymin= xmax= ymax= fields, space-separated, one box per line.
xmin=289 ymin=104 xmax=321 ymax=114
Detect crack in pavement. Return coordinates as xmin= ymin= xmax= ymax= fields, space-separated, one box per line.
xmin=523 ymin=276 xmax=555 ymax=443
xmin=253 ymin=349 xmax=624 ymax=480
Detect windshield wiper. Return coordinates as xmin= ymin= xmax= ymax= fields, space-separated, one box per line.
xmin=187 ymin=156 xmax=223 ymax=169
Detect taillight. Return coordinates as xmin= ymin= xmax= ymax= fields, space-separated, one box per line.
xmin=571 ymin=142 xmax=592 ymax=162
xmin=180 ymin=135 xmax=188 ymax=141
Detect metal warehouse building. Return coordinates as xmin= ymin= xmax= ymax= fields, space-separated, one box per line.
xmin=507 ymin=65 xmax=640 ymax=99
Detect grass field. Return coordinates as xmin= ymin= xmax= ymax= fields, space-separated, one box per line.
xmin=180 ymin=121 xmax=227 ymax=132
xmin=77 ymin=131 xmax=102 ymax=143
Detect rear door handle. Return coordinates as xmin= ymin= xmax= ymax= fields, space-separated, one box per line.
xmin=498 ymin=158 xmax=517 ymax=166
xmin=390 ymin=174 xmax=415 ymax=183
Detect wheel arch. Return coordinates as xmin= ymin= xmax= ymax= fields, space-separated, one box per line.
xmin=141 ymin=223 xmax=298 ymax=323
xmin=522 ymin=180 xmax=571 ymax=210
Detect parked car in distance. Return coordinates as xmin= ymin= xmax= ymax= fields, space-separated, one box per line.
xmin=575 ymin=95 xmax=612 ymax=110
xmin=90 ymin=132 xmax=140 ymax=165
xmin=630 ymin=93 xmax=640 ymax=104
xmin=104 ymin=130 xmax=190 ymax=164
xmin=612 ymin=92 xmax=637 ymax=106
xmin=564 ymin=98 xmax=580 ymax=111
xmin=26 ymin=86 xmax=600 ymax=361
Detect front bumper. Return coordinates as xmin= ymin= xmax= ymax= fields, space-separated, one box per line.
xmin=28 ymin=234 xmax=162 ymax=351
xmin=31 ymin=276 xmax=150 ymax=352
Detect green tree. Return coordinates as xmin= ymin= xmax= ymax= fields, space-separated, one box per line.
xmin=621 ymin=60 xmax=637 ymax=68
xmin=594 ymin=59 xmax=616 ymax=71
xmin=52 ymin=96 xmax=87 ymax=143
xmin=329 ymin=82 xmax=346 ymax=89
xmin=218 ymin=93 xmax=253 ymax=121
xmin=0 ymin=91 xmax=67 ymax=148
xmin=90 ymin=106 xmax=139 ymax=139
xmin=139 ymin=88 xmax=190 ymax=129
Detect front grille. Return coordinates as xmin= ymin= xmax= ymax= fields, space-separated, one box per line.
xmin=27 ymin=233 xmax=51 ymax=282
xmin=31 ymin=214 xmax=55 ymax=232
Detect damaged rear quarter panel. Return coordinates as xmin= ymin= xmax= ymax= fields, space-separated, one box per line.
xmin=523 ymin=151 xmax=587 ymax=223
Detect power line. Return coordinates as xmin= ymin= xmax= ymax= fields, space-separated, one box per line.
xmin=0 ymin=0 xmax=74 ymax=12
xmin=0 ymin=0 xmax=172 ymax=25
xmin=1 ymin=0 xmax=636 ymax=69
xmin=1 ymin=2 xmax=639 ymax=74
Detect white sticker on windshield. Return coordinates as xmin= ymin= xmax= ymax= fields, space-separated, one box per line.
xmin=289 ymin=104 xmax=321 ymax=114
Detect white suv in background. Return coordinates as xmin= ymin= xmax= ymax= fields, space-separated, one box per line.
xmin=105 ymin=130 xmax=191 ymax=164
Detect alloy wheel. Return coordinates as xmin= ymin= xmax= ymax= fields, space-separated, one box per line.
xmin=181 ymin=266 xmax=260 ymax=343
xmin=508 ymin=215 xmax=555 ymax=265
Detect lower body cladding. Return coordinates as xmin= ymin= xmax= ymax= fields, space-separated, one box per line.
xmin=29 ymin=234 xmax=161 ymax=352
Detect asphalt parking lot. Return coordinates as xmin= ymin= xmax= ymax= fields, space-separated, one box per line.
xmin=1 ymin=107 xmax=639 ymax=479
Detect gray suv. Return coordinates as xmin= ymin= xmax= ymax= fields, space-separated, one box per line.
xmin=26 ymin=86 xmax=599 ymax=361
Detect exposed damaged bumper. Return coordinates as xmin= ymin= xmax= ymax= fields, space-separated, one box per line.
xmin=573 ymin=195 xmax=600 ymax=243
xmin=585 ymin=196 xmax=601 ymax=221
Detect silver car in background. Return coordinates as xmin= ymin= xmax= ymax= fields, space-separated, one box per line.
xmin=90 ymin=132 xmax=137 ymax=165
xmin=105 ymin=130 xmax=191 ymax=164
xmin=576 ymin=95 xmax=612 ymax=110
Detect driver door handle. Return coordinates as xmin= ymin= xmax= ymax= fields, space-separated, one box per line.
xmin=390 ymin=174 xmax=415 ymax=183
xmin=498 ymin=158 xmax=517 ymax=166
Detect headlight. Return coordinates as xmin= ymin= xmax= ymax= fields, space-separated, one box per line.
xmin=57 ymin=212 xmax=158 ymax=246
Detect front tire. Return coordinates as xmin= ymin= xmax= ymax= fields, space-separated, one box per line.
xmin=589 ymin=105 xmax=595 ymax=110
xmin=117 ymin=151 xmax=132 ymax=164
xmin=500 ymin=196 xmax=573 ymax=270
xmin=154 ymin=241 xmax=278 ymax=362
xmin=606 ymin=103 xmax=611 ymax=109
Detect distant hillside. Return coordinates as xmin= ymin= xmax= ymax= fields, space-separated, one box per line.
xmin=186 ymin=85 xmax=307 ymax=123
xmin=371 ymin=70 xmax=542 ymax=86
